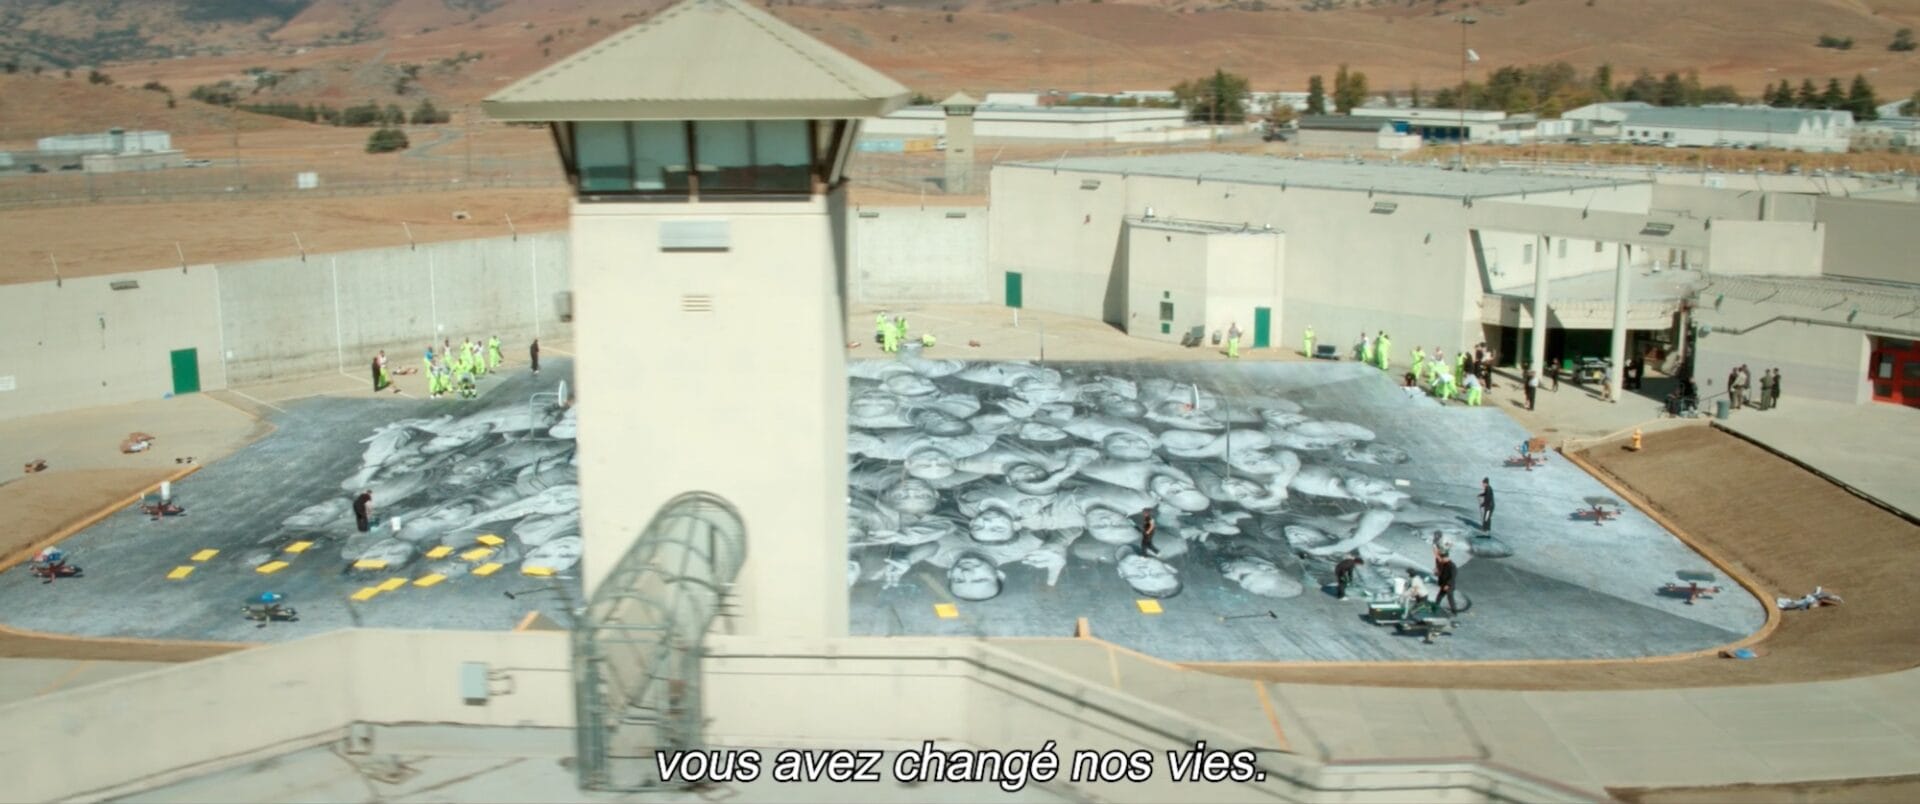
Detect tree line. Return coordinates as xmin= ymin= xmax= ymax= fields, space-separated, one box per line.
xmin=186 ymin=82 xmax=451 ymax=126
xmin=1164 ymin=61 xmax=1901 ymax=123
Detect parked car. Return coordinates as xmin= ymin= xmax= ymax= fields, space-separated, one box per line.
xmin=184 ymin=159 xmax=214 ymax=168
xmin=58 ymin=163 xmax=81 ymax=171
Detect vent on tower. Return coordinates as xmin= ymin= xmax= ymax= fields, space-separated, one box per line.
xmin=681 ymin=294 xmax=714 ymax=313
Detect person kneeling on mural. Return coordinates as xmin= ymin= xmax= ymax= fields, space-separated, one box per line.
xmin=1333 ymin=551 xmax=1364 ymax=600
xmin=352 ymin=490 xmax=374 ymax=533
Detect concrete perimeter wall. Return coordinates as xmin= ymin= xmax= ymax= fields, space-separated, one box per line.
xmin=0 ymin=233 xmax=572 ymax=421
xmin=0 ymin=629 xmax=1582 ymax=803
xmin=849 ymin=205 xmax=990 ymax=304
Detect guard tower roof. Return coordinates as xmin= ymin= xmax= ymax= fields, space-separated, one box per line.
xmin=483 ymin=0 xmax=909 ymax=121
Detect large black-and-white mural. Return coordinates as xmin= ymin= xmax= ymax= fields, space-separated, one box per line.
xmin=279 ymin=402 xmax=584 ymax=577
xmin=847 ymin=354 xmax=1508 ymax=602
xmin=846 ymin=353 xmax=1767 ymax=662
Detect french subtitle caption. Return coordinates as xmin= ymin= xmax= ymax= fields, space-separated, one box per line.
xmin=655 ymin=740 xmax=1266 ymax=791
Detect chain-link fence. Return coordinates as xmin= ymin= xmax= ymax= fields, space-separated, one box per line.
xmin=0 ymin=118 xmax=567 ymax=209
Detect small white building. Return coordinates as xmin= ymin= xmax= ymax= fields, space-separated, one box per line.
xmin=1562 ymin=102 xmax=1654 ymax=136
xmin=1851 ymin=117 xmax=1920 ymax=153
xmin=1293 ymin=116 xmax=1422 ymax=152
xmin=1616 ymin=106 xmax=1854 ymax=152
xmin=862 ymin=104 xmax=1188 ymax=140
xmin=1349 ymin=107 xmax=1509 ymax=143
xmin=81 ymin=150 xmax=186 ymax=173
xmin=36 ymin=128 xmax=172 ymax=154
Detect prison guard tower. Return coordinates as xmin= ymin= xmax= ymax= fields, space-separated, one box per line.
xmin=483 ymin=0 xmax=909 ymax=642
xmin=942 ymin=91 xmax=979 ymax=193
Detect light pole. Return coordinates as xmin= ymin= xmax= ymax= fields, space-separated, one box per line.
xmin=1457 ymin=15 xmax=1477 ymax=169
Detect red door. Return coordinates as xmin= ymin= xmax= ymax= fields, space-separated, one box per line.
xmin=1870 ymin=338 xmax=1920 ymax=408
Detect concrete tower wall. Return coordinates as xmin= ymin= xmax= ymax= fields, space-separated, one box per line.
xmin=570 ymin=196 xmax=848 ymax=639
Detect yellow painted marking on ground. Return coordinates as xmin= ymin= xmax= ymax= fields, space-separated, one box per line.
xmin=284 ymin=541 xmax=314 ymax=554
xmin=475 ymin=534 xmax=505 ymax=547
xmin=521 ymin=565 xmax=554 ymax=577
xmin=350 ymin=587 xmax=381 ymax=602
xmin=376 ymin=577 xmax=407 ymax=592
xmin=190 ymin=549 xmax=219 ymax=562
xmin=933 ymin=603 xmax=959 ymax=619
xmin=166 ymin=566 xmax=195 ymax=580
xmin=425 ymin=546 xmax=454 ymax=559
xmin=460 ymin=547 xmax=495 ymax=562
xmin=255 ymin=561 xmax=289 ymax=575
xmin=413 ymin=573 xmax=447 ymax=588
xmin=1136 ymin=599 xmax=1164 ymax=615
xmin=353 ymin=559 xmax=389 ymax=570
xmin=472 ymin=562 xmax=503 ymax=577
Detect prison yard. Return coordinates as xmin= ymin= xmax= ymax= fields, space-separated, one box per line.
xmin=4 ymin=0 xmax=1920 ymax=801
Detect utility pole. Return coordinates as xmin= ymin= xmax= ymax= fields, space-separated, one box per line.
xmin=230 ymin=105 xmax=242 ymax=190
xmin=1457 ymin=15 xmax=1477 ymax=169
xmin=464 ymin=104 xmax=474 ymax=182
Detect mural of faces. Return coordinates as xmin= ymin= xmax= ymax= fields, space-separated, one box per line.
xmin=846 ymin=354 xmax=1513 ymax=606
xmin=286 ymin=402 xmax=583 ymax=577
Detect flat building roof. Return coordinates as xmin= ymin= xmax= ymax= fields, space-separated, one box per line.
xmin=1003 ymin=153 xmax=1644 ymax=200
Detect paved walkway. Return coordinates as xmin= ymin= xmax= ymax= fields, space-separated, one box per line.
xmin=1715 ymin=396 xmax=1920 ymax=519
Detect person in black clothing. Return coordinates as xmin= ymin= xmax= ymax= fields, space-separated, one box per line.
xmin=1627 ymin=354 xmax=1645 ymax=390
xmin=1137 ymin=508 xmax=1159 ymax=556
xmin=1433 ymin=543 xmax=1460 ymax=615
xmin=370 ymin=357 xmax=382 ymax=392
xmin=1333 ymin=551 xmax=1364 ymax=600
xmin=1478 ymin=478 xmax=1495 ymax=531
xmin=529 ymin=339 xmax=541 ymax=375
xmin=1524 ymin=369 xmax=1538 ymax=411
xmin=352 ymin=490 xmax=374 ymax=533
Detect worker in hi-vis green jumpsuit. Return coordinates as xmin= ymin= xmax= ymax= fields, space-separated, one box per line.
xmin=487 ymin=335 xmax=503 ymax=370
xmin=1411 ymin=346 xmax=1425 ymax=378
xmin=1303 ymin=325 xmax=1315 ymax=358
xmin=1376 ymin=333 xmax=1392 ymax=371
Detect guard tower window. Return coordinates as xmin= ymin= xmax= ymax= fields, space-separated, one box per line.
xmin=694 ymin=120 xmax=811 ymax=194
xmin=564 ymin=120 xmax=820 ymax=201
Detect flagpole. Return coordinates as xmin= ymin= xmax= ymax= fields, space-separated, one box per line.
xmin=1458 ymin=15 xmax=1477 ymax=169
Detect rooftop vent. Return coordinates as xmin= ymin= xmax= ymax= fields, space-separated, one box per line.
xmin=109 ymin=280 xmax=140 ymax=291
xmin=681 ymin=294 xmax=714 ymax=313
xmin=1370 ymin=201 xmax=1399 ymax=215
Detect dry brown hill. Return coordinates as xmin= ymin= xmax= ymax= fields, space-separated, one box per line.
xmin=5 ymin=0 xmax=1920 ymax=122
xmin=0 ymin=73 xmax=306 ymax=147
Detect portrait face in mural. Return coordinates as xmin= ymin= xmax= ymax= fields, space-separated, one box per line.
xmin=947 ymin=554 xmax=1005 ymax=601
xmin=968 ymin=508 xmax=1017 ymax=544
xmin=910 ymin=408 xmax=972 ymax=437
xmin=1101 ymin=431 xmax=1156 ymax=461
xmin=1118 ymin=553 xmax=1181 ymax=598
xmin=1083 ymin=503 xmax=1140 ymax=546
xmin=904 ymin=446 xmax=959 ymax=481
xmin=880 ymin=477 xmax=940 ymax=516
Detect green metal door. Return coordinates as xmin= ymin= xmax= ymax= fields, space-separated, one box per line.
xmin=169 ymin=348 xmax=200 ymax=395
xmin=1253 ymin=307 xmax=1272 ymax=349
xmin=1004 ymin=271 xmax=1023 ymax=308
